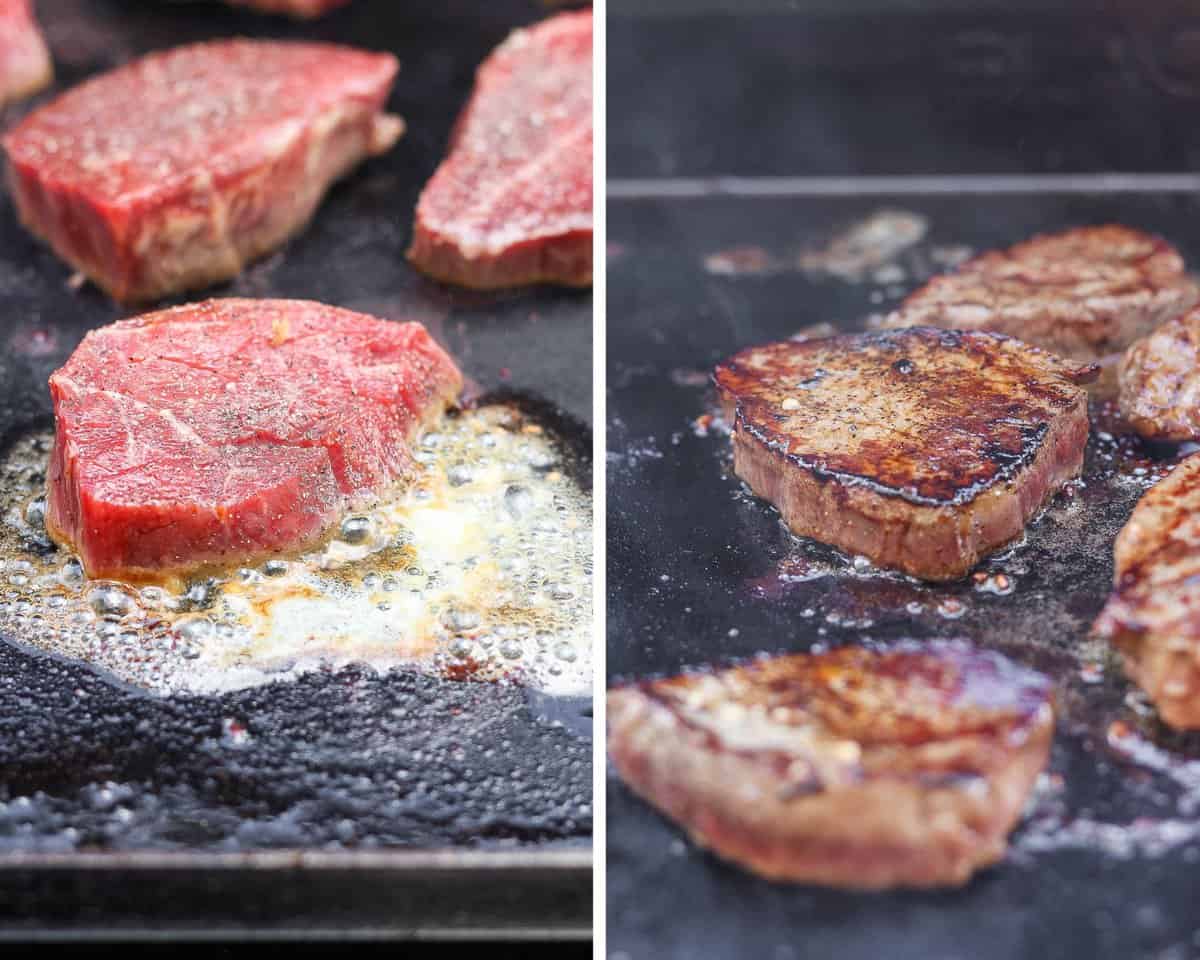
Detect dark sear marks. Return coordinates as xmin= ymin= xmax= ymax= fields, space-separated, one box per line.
xmin=883 ymin=226 xmax=1199 ymax=377
xmin=713 ymin=327 xmax=1097 ymax=581
xmin=1118 ymin=306 xmax=1200 ymax=441
xmin=1094 ymin=454 xmax=1200 ymax=730
xmin=607 ymin=641 xmax=1054 ymax=889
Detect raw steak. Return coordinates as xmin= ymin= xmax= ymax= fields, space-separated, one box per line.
xmin=409 ymin=10 xmax=592 ymax=289
xmin=1094 ymin=454 xmax=1200 ymax=729
xmin=885 ymin=226 xmax=1198 ymax=391
xmin=46 ymin=299 xmax=462 ymax=581
xmin=1118 ymin=306 xmax=1200 ymax=441
xmin=0 ymin=0 xmax=51 ymax=107
xmin=608 ymin=641 xmax=1054 ymax=889
xmin=713 ymin=327 xmax=1096 ymax=581
xmin=3 ymin=40 xmax=402 ymax=303
xmin=223 ymin=0 xmax=351 ymax=17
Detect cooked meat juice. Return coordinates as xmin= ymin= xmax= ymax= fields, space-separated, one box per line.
xmin=0 ymin=404 xmax=592 ymax=696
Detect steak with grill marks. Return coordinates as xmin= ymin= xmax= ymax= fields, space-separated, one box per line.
xmin=408 ymin=11 xmax=592 ymax=289
xmin=884 ymin=226 xmax=1198 ymax=391
xmin=3 ymin=39 xmax=401 ymax=303
xmin=1094 ymin=454 xmax=1200 ymax=729
xmin=1118 ymin=306 xmax=1200 ymax=441
xmin=607 ymin=642 xmax=1055 ymax=889
xmin=46 ymin=298 xmax=462 ymax=582
xmin=713 ymin=327 xmax=1097 ymax=581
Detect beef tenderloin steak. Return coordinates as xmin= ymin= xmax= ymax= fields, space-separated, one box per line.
xmin=608 ymin=642 xmax=1054 ymax=889
xmin=713 ymin=327 xmax=1096 ymax=581
xmin=3 ymin=39 xmax=401 ymax=302
xmin=47 ymin=298 xmax=461 ymax=581
xmin=408 ymin=10 xmax=592 ymax=289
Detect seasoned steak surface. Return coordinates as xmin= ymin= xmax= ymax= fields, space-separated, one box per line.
xmin=3 ymin=40 xmax=401 ymax=302
xmin=886 ymin=225 xmax=1198 ymax=366
xmin=409 ymin=11 xmax=592 ymax=289
xmin=714 ymin=328 xmax=1095 ymax=580
xmin=1118 ymin=306 xmax=1200 ymax=441
xmin=47 ymin=299 xmax=462 ymax=581
xmin=1094 ymin=455 xmax=1200 ymax=729
xmin=608 ymin=642 xmax=1054 ymax=889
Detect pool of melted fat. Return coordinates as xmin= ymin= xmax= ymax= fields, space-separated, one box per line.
xmin=0 ymin=403 xmax=593 ymax=696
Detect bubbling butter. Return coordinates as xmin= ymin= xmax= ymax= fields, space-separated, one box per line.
xmin=0 ymin=404 xmax=592 ymax=696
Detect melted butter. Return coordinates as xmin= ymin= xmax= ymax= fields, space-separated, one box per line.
xmin=0 ymin=404 xmax=592 ymax=696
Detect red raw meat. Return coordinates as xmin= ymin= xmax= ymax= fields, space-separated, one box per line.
xmin=409 ymin=10 xmax=593 ymax=289
xmin=223 ymin=0 xmax=351 ymax=17
xmin=46 ymin=299 xmax=462 ymax=581
xmin=3 ymin=40 xmax=401 ymax=302
xmin=0 ymin=0 xmax=51 ymax=107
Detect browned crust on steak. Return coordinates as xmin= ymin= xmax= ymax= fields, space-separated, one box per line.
xmin=885 ymin=225 xmax=1199 ymax=365
xmin=1118 ymin=306 xmax=1200 ymax=441
xmin=713 ymin=328 xmax=1096 ymax=581
xmin=607 ymin=643 xmax=1054 ymax=889
xmin=1094 ymin=454 xmax=1200 ymax=729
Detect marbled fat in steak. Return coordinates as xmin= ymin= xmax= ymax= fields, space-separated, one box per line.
xmin=3 ymin=40 xmax=401 ymax=302
xmin=46 ymin=299 xmax=462 ymax=580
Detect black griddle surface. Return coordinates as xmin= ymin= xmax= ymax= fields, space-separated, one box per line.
xmin=606 ymin=189 xmax=1200 ymax=959
xmin=0 ymin=0 xmax=592 ymax=938
xmin=607 ymin=2 xmax=1200 ymax=179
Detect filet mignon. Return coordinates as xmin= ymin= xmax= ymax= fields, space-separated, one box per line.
xmin=3 ymin=39 xmax=402 ymax=303
xmin=607 ymin=641 xmax=1054 ymax=889
xmin=0 ymin=0 xmax=51 ymax=107
xmin=1094 ymin=454 xmax=1200 ymax=729
xmin=408 ymin=10 xmax=592 ymax=289
xmin=713 ymin=327 xmax=1096 ymax=581
xmin=46 ymin=298 xmax=462 ymax=581
xmin=885 ymin=226 xmax=1198 ymax=391
xmin=1118 ymin=306 xmax=1200 ymax=441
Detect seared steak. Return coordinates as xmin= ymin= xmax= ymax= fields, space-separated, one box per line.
xmin=1094 ymin=455 xmax=1200 ymax=729
xmin=885 ymin=226 xmax=1198 ymax=387
xmin=0 ymin=0 xmax=51 ymax=107
xmin=47 ymin=298 xmax=462 ymax=581
xmin=608 ymin=642 xmax=1054 ymax=889
xmin=1118 ymin=306 xmax=1200 ymax=441
xmin=409 ymin=11 xmax=592 ymax=289
xmin=713 ymin=328 xmax=1096 ymax=581
xmin=3 ymin=40 xmax=401 ymax=302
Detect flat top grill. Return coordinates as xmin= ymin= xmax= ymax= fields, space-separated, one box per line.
xmin=607 ymin=8 xmax=1200 ymax=958
xmin=0 ymin=0 xmax=592 ymax=940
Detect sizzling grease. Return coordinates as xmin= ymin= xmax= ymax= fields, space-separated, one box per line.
xmin=0 ymin=404 xmax=592 ymax=696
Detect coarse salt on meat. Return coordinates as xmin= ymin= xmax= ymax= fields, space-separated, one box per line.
xmin=3 ymin=39 xmax=402 ymax=302
xmin=409 ymin=10 xmax=592 ymax=289
xmin=46 ymin=298 xmax=462 ymax=581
